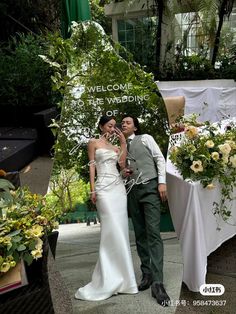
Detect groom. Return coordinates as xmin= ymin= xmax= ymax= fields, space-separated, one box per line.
xmin=121 ymin=115 xmax=170 ymax=307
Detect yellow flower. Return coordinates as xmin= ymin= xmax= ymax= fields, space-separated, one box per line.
xmin=218 ymin=143 xmax=231 ymax=155
xmin=5 ymin=255 xmax=13 ymax=262
xmin=25 ymin=224 xmax=44 ymax=239
xmin=10 ymin=261 xmax=16 ymax=267
xmin=0 ymin=236 xmax=11 ymax=245
xmin=206 ymin=183 xmax=216 ymax=190
xmin=35 ymin=238 xmax=43 ymax=250
xmin=205 ymin=140 xmax=214 ymax=148
xmin=31 ymin=225 xmax=44 ymax=237
xmin=33 ymin=194 xmax=39 ymax=200
xmin=185 ymin=126 xmax=198 ymax=139
xmin=170 ymin=146 xmax=179 ymax=154
xmin=0 ymin=262 xmax=11 ymax=273
xmin=229 ymin=155 xmax=236 ymax=168
xmin=190 ymin=160 xmax=203 ymax=173
xmin=31 ymin=248 xmax=43 ymax=260
xmin=36 ymin=215 xmax=48 ymax=225
xmin=211 ymin=152 xmax=219 ymax=161
xmin=8 ymin=205 xmax=17 ymax=212
xmin=52 ymin=221 xmax=59 ymax=229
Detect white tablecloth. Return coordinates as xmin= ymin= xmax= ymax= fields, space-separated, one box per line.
xmin=157 ymin=84 xmax=236 ymax=123
xmin=166 ymin=159 xmax=236 ymax=292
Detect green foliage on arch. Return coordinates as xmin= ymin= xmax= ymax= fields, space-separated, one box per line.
xmin=42 ymin=21 xmax=169 ymax=180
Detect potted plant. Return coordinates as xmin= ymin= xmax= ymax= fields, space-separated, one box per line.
xmin=0 ymin=178 xmax=60 ymax=278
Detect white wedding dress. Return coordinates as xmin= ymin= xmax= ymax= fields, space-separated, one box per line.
xmin=75 ymin=148 xmax=138 ymax=301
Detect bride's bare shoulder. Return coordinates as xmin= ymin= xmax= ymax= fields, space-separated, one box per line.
xmin=88 ymin=138 xmax=98 ymax=148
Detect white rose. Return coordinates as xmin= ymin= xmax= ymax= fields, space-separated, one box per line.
xmin=190 ymin=160 xmax=203 ymax=173
xmin=218 ymin=143 xmax=231 ymax=155
xmin=225 ymin=140 xmax=236 ymax=149
xmin=229 ymin=155 xmax=236 ymax=168
xmin=211 ymin=152 xmax=219 ymax=161
xmin=205 ymin=140 xmax=214 ymax=148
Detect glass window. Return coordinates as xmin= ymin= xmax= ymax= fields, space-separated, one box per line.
xmin=175 ymin=9 xmax=236 ymax=56
xmin=117 ymin=17 xmax=158 ymax=67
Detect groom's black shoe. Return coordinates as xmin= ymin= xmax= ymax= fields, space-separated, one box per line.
xmin=151 ymin=283 xmax=170 ymax=307
xmin=138 ymin=273 xmax=153 ymax=291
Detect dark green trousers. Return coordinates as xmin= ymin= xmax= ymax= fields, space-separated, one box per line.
xmin=128 ymin=178 xmax=163 ymax=283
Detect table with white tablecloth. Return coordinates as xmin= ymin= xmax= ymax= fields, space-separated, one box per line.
xmin=166 ymin=153 xmax=236 ymax=292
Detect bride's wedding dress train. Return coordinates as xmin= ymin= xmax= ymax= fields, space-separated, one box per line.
xmin=75 ymin=148 xmax=138 ymax=301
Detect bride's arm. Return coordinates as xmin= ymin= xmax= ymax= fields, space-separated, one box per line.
xmin=88 ymin=139 xmax=96 ymax=204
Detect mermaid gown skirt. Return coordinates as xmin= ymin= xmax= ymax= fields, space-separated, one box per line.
xmin=75 ymin=148 xmax=138 ymax=301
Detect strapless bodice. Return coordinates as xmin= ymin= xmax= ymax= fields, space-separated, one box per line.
xmin=95 ymin=148 xmax=119 ymax=176
xmin=95 ymin=148 xmax=123 ymax=193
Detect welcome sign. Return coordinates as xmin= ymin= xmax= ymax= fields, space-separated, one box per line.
xmin=86 ymin=83 xmax=149 ymax=106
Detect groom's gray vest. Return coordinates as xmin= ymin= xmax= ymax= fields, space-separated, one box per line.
xmin=128 ymin=135 xmax=158 ymax=182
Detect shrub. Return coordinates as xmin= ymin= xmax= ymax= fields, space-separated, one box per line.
xmin=0 ymin=33 xmax=60 ymax=109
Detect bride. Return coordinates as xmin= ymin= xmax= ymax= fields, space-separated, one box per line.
xmin=75 ymin=115 xmax=138 ymax=301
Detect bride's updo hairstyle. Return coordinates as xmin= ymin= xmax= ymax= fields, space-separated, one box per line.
xmin=98 ymin=115 xmax=115 ymax=133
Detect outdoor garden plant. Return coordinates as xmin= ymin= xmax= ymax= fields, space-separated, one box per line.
xmin=0 ymin=178 xmax=60 ymax=275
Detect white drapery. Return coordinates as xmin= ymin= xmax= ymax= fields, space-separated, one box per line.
xmin=166 ymin=158 xmax=236 ymax=292
xmin=157 ymin=80 xmax=236 ymax=123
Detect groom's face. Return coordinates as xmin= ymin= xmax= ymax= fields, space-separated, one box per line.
xmin=121 ymin=117 xmax=137 ymax=138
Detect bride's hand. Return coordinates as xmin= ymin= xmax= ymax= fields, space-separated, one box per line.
xmin=114 ymin=127 xmax=126 ymax=144
xmin=91 ymin=192 xmax=97 ymax=204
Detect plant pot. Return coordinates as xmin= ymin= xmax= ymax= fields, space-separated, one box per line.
xmin=47 ymin=230 xmax=59 ymax=259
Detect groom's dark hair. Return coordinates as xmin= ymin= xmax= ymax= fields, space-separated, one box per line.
xmin=122 ymin=114 xmax=141 ymax=135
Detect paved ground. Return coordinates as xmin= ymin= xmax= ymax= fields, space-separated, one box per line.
xmin=19 ymin=155 xmax=236 ymax=314
xmin=55 ymin=223 xmax=182 ymax=314
xmin=20 ymin=154 xmax=53 ymax=195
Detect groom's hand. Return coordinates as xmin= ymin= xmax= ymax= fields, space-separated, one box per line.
xmin=158 ymin=184 xmax=167 ymax=202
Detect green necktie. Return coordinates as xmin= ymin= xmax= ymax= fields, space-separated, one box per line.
xmin=127 ymin=139 xmax=132 ymax=151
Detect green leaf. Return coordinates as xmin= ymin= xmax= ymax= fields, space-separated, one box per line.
xmin=8 ymin=230 xmax=21 ymax=237
xmin=23 ymin=252 xmax=33 ymax=265
xmin=12 ymin=251 xmax=20 ymax=262
xmin=17 ymin=244 xmax=27 ymax=251
xmin=28 ymin=239 xmax=37 ymax=250
xmin=7 ymin=242 xmax=13 ymax=250
xmin=0 ymin=221 xmax=7 ymax=228
xmin=0 ymin=179 xmax=15 ymax=190
xmin=12 ymin=235 xmax=22 ymax=242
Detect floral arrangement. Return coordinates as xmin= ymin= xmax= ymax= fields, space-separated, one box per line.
xmin=169 ymin=113 xmax=204 ymax=134
xmin=0 ymin=178 xmax=60 ymax=274
xmin=169 ymin=118 xmax=236 ymax=223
